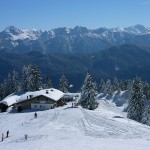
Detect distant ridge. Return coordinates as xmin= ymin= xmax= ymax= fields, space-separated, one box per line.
xmin=0 ymin=25 xmax=150 ymax=54
xmin=0 ymin=44 xmax=150 ymax=91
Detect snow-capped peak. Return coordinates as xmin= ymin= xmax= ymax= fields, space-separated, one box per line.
xmin=4 ymin=26 xmax=23 ymax=35
xmin=111 ymin=27 xmax=125 ymax=32
xmin=65 ymin=27 xmax=70 ymax=34
xmin=124 ymin=24 xmax=150 ymax=34
xmin=3 ymin=26 xmax=43 ymax=41
xmin=1 ymin=24 xmax=150 ymax=52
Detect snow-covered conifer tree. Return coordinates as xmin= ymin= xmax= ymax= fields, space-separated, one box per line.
xmin=27 ymin=65 xmax=42 ymax=91
xmin=141 ymin=105 xmax=150 ymax=126
xmin=99 ymin=79 xmax=106 ymax=93
xmin=105 ymin=79 xmax=112 ymax=95
xmin=6 ymin=73 xmax=13 ymax=95
xmin=12 ymin=69 xmax=20 ymax=92
xmin=59 ymin=74 xmax=69 ymax=93
xmin=21 ymin=65 xmax=29 ymax=91
xmin=0 ymin=85 xmax=2 ymax=100
xmin=113 ymin=77 xmax=120 ymax=92
xmin=80 ymin=72 xmax=98 ymax=110
xmin=143 ymin=82 xmax=150 ymax=100
xmin=22 ymin=65 xmax=42 ymax=91
xmin=124 ymin=80 xmax=132 ymax=91
xmin=44 ymin=76 xmax=52 ymax=89
xmin=0 ymin=84 xmax=4 ymax=100
xmin=1 ymin=74 xmax=13 ymax=98
xmin=127 ymin=77 xmax=145 ymax=122
xmin=32 ymin=65 xmax=42 ymax=91
xmin=118 ymin=80 xmax=125 ymax=91
xmin=1 ymin=79 xmax=7 ymax=98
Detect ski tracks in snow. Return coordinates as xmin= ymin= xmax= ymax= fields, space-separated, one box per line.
xmin=9 ymin=134 xmax=49 ymax=143
xmin=79 ymin=108 xmax=150 ymax=139
xmin=1 ymin=102 xmax=150 ymax=147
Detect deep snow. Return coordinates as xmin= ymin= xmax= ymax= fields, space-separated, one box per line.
xmin=0 ymin=99 xmax=150 ymax=150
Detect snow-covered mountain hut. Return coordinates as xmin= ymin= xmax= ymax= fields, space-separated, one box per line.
xmin=0 ymin=88 xmax=64 ymax=112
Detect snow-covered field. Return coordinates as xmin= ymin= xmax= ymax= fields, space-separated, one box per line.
xmin=0 ymin=100 xmax=150 ymax=150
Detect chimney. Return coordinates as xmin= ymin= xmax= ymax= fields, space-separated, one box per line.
xmin=30 ymin=95 xmax=33 ymax=99
xmin=46 ymin=90 xmax=49 ymax=94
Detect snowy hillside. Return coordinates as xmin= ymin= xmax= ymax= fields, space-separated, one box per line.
xmin=0 ymin=99 xmax=150 ymax=150
xmin=98 ymin=91 xmax=129 ymax=109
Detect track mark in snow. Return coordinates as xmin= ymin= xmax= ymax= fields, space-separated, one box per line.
xmin=80 ymin=108 xmax=150 ymax=139
xmin=9 ymin=135 xmax=49 ymax=143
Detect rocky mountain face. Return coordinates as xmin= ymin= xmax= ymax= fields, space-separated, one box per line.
xmin=0 ymin=25 xmax=150 ymax=53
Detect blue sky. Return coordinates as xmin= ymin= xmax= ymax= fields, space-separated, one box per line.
xmin=0 ymin=0 xmax=150 ymax=31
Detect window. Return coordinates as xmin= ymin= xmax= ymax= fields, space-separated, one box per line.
xmin=35 ymin=105 xmax=37 ymax=108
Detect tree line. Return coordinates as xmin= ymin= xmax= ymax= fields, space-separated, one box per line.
xmin=0 ymin=65 xmax=69 ymax=100
xmin=79 ymin=72 xmax=150 ymax=126
xmin=0 ymin=65 xmax=150 ymax=126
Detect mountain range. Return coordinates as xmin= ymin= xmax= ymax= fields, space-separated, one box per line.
xmin=1 ymin=25 xmax=150 ymax=91
xmin=1 ymin=24 xmax=150 ymax=53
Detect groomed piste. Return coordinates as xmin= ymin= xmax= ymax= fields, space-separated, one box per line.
xmin=0 ymin=98 xmax=150 ymax=150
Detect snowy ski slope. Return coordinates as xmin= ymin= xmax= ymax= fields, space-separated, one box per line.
xmin=0 ymin=100 xmax=150 ymax=150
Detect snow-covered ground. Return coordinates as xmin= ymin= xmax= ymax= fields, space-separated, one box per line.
xmin=0 ymin=99 xmax=150 ymax=150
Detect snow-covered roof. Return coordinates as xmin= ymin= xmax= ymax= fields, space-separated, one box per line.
xmin=0 ymin=88 xmax=64 ymax=107
xmin=0 ymin=95 xmax=20 ymax=107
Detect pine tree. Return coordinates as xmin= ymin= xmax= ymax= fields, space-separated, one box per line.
xmin=143 ymin=82 xmax=150 ymax=100
xmin=0 ymin=84 xmax=3 ymax=100
xmin=1 ymin=75 xmax=13 ymax=98
xmin=27 ymin=65 xmax=42 ymax=91
xmin=27 ymin=65 xmax=35 ymax=91
xmin=0 ymin=70 xmax=20 ymax=98
xmin=99 ymin=79 xmax=106 ymax=93
xmin=6 ymin=73 xmax=13 ymax=95
xmin=2 ymin=79 xmax=7 ymax=98
xmin=59 ymin=74 xmax=69 ymax=93
xmin=124 ymin=79 xmax=132 ymax=91
xmin=127 ymin=77 xmax=145 ymax=122
xmin=119 ymin=80 xmax=125 ymax=91
xmin=22 ymin=65 xmax=42 ymax=91
xmin=105 ymin=79 xmax=112 ymax=95
xmin=141 ymin=105 xmax=150 ymax=126
xmin=44 ymin=76 xmax=52 ymax=89
xmin=113 ymin=77 xmax=120 ymax=92
xmin=12 ymin=69 xmax=20 ymax=92
xmin=79 ymin=72 xmax=98 ymax=110
xmin=21 ymin=65 xmax=29 ymax=91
